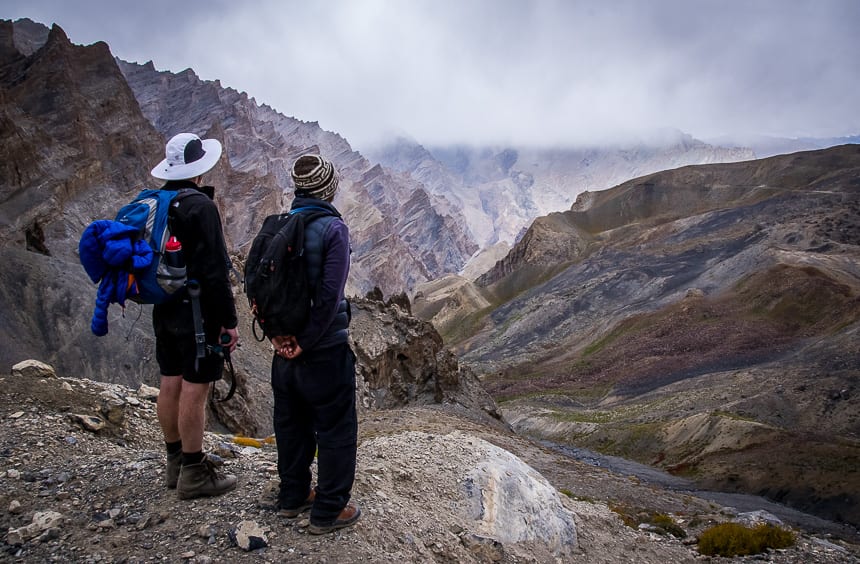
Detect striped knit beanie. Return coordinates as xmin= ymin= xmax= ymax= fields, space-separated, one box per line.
xmin=291 ymin=154 xmax=339 ymax=201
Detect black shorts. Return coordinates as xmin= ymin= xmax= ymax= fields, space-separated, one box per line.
xmin=153 ymin=302 xmax=223 ymax=383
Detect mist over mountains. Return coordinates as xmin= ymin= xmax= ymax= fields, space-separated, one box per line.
xmin=368 ymin=133 xmax=754 ymax=270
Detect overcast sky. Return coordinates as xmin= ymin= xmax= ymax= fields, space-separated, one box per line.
xmin=4 ymin=0 xmax=860 ymax=151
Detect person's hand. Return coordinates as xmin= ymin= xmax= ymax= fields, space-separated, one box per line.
xmin=284 ymin=341 xmax=302 ymax=359
xmin=220 ymin=327 xmax=239 ymax=353
xmin=271 ymin=335 xmax=300 ymax=359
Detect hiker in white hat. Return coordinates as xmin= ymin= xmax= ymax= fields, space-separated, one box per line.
xmin=150 ymin=132 xmax=240 ymax=499
xmin=150 ymin=132 xmax=223 ymax=181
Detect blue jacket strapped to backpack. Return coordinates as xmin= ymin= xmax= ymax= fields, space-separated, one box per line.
xmin=79 ymin=219 xmax=154 ymax=336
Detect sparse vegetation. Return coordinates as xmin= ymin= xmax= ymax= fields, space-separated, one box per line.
xmin=609 ymin=504 xmax=687 ymax=538
xmin=712 ymin=410 xmax=759 ymax=423
xmin=548 ymin=409 xmax=614 ymax=424
xmin=581 ymin=319 xmax=640 ymax=357
xmin=559 ymin=490 xmax=597 ymax=504
xmin=697 ymin=522 xmax=795 ymax=557
xmin=605 ymin=422 xmax=663 ymax=459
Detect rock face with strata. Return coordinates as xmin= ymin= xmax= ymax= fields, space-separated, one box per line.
xmin=350 ymin=297 xmax=501 ymax=424
xmin=0 ymin=22 xmax=162 ymax=258
xmin=0 ymin=21 xmax=262 ymax=406
xmin=116 ymin=59 xmax=477 ymax=297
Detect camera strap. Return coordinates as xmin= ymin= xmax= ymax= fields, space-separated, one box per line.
xmin=186 ymin=280 xmax=206 ymax=370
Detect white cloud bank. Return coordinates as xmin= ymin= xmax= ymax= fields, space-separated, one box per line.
xmin=4 ymin=0 xmax=860 ymax=150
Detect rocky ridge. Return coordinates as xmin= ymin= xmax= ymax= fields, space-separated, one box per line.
xmin=0 ymin=19 xmax=480 ymax=436
xmin=2 ymin=18 xmax=478 ymax=301
xmin=116 ymin=56 xmax=477 ymax=297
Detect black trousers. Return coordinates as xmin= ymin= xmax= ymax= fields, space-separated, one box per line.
xmin=271 ymin=342 xmax=357 ymax=524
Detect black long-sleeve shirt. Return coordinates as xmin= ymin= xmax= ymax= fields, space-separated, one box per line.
xmin=153 ymin=180 xmax=237 ymax=336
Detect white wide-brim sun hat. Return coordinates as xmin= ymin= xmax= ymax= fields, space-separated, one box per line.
xmin=151 ymin=133 xmax=222 ymax=180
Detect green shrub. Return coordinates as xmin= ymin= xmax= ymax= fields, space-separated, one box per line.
xmin=651 ymin=513 xmax=687 ymax=539
xmin=609 ymin=505 xmax=686 ymax=538
xmin=698 ymin=522 xmax=795 ymax=557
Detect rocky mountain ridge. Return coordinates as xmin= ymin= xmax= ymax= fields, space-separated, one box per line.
xmin=115 ymin=56 xmax=478 ymax=297
xmin=3 ymin=15 xmax=860 ymax=560
xmin=0 ymin=18 xmax=487 ymax=436
xmin=3 ymin=18 xmax=478 ymax=299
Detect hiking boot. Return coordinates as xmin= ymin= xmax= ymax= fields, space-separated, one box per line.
xmin=308 ymin=502 xmax=361 ymax=535
xmin=176 ymin=457 xmax=237 ymax=500
xmin=166 ymin=453 xmax=223 ymax=489
xmin=165 ymin=451 xmax=182 ymax=489
xmin=278 ymin=489 xmax=315 ymax=518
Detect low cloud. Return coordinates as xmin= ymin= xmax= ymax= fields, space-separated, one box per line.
xmin=5 ymin=0 xmax=860 ymax=150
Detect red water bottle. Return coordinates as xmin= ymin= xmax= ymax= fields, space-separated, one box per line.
xmin=165 ymin=236 xmax=184 ymax=268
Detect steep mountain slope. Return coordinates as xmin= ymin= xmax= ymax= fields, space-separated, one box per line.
xmin=416 ymin=145 xmax=860 ymax=528
xmin=0 ymin=22 xmax=278 ymax=404
xmin=0 ymin=22 xmax=162 ymax=256
xmin=116 ymin=59 xmax=476 ymax=297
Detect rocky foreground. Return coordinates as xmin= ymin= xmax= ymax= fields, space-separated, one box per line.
xmin=2 ymin=362 xmax=858 ymax=563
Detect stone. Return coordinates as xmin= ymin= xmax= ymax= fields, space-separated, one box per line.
xmin=137 ymin=384 xmax=159 ymax=401
xmin=11 ymin=360 xmax=56 ymax=379
xmin=6 ymin=510 xmax=65 ymax=544
xmin=101 ymin=399 xmax=126 ymax=424
xmin=69 ymin=414 xmax=106 ymax=432
xmin=736 ymin=510 xmax=783 ymax=527
xmin=32 ymin=510 xmax=65 ymax=530
xmin=461 ymin=437 xmax=577 ymax=558
xmin=229 ymin=520 xmax=268 ymax=551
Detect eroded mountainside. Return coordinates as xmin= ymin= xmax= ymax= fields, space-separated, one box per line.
xmin=4 ymin=15 xmax=860 ymax=557
xmin=117 ymin=59 xmax=477 ymax=297
xmin=0 ymin=21 xmax=284 ymax=417
xmin=415 ymin=145 xmax=860 ymax=530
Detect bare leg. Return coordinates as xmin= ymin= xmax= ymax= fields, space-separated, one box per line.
xmin=157 ymin=375 xmax=183 ymax=443
xmin=179 ymin=380 xmax=210 ymax=453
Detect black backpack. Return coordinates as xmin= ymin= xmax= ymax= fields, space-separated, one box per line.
xmin=244 ymin=208 xmax=334 ymax=341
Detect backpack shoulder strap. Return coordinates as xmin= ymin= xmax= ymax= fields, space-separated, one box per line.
xmin=290 ymin=206 xmax=339 ymax=229
xmin=166 ymin=187 xmax=207 ymax=232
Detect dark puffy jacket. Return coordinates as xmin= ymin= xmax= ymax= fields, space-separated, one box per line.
xmin=291 ymin=196 xmax=351 ymax=351
xmin=153 ymin=181 xmax=237 ymax=339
